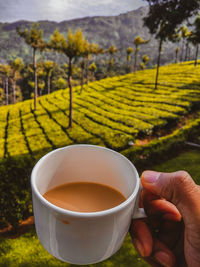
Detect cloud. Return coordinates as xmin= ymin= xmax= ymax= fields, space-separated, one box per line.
xmin=0 ymin=0 xmax=146 ymax=22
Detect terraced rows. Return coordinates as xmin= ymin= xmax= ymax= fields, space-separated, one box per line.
xmin=1 ymin=61 xmax=200 ymax=158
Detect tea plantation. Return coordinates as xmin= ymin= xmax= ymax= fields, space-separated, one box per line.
xmin=1 ymin=61 xmax=200 ymax=228
xmin=1 ymin=61 xmax=200 ymax=160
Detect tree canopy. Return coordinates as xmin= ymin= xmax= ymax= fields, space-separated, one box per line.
xmin=144 ymin=0 xmax=200 ymax=41
xmin=17 ymin=23 xmax=46 ymax=51
xmin=49 ymin=28 xmax=87 ymax=59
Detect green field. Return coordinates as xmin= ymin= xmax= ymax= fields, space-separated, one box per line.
xmin=1 ymin=61 xmax=200 ymax=160
xmin=1 ymin=148 xmax=199 ymax=267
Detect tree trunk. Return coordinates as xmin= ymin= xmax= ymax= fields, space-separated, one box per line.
xmin=5 ymin=77 xmax=8 ymax=105
xmin=47 ymin=74 xmax=51 ymax=94
xmin=86 ymin=56 xmax=89 ymax=85
xmin=2 ymin=79 xmax=5 ymax=104
xmin=80 ymin=66 xmax=84 ymax=94
xmin=184 ymin=42 xmax=189 ymax=61
xmin=13 ymin=80 xmax=16 ymax=104
xmin=155 ymin=38 xmax=163 ymax=90
xmin=68 ymin=58 xmax=73 ymax=128
xmin=134 ymin=46 xmax=138 ymax=73
xmin=180 ymin=40 xmax=185 ymax=62
xmin=33 ymin=48 xmax=37 ymax=110
xmin=194 ymin=45 xmax=199 ymax=67
xmin=188 ymin=47 xmax=191 ymax=61
xmin=127 ymin=54 xmax=129 ymax=64
xmin=175 ymin=50 xmax=178 ymax=64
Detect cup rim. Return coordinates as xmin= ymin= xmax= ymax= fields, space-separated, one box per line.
xmin=31 ymin=144 xmax=140 ymax=218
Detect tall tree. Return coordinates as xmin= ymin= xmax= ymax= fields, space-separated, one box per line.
xmin=37 ymin=62 xmax=46 ymax=96
xmin=79 ymin=60 xmax=86 ymax=94
xmin=170 ymin=29 xmax=181 ymax=63
xmin=10 ymin=58 xmax=24 ymax=104
xmin=80 ymin=42 xmax=103 ymax=93
xmin=144 ymin=0 xmax=200 ymax=89
xmin=0 ymin=87 xmax=5 ymax=105
xmin=184 ymin=30 xmax=192 ymax=61
xmin=49 ymin=28 xmax=87 ymax=128
xmin=190 ymin=15 xmax=200 ymax=66
xmin=0 ymin=64 xmax=12 ymax=105
xmin=89 ymin=62 xmax=97 ymax=81
xmin=142 ymin=54 xmax=150 ymax=66
xmin=17 ymin=23 xmax=46 ymax=110
xmin=133 ymin=36 xmax=148 ymax=72
xmin=107 ymin=45 xmax=117 ymax=73
xmin=126 ymin=47 xmax=133 ymax=64
xmin=43 ymin=61 xmax=55 ymax=94
xmin=175 ymin=47 xmax=180 ymax=64
xmin=180 ymin=26 xmax=189 ymax=62
xmin=82 ymin=40 xmax=91 ymax=86
xmin=82 ymin=42 xmax=102 ymax=86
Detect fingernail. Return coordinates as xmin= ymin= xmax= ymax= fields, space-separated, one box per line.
xmin=163 ymin=212 xmax=182 ymax=222
xmin=154 ymin=251 xmax=173 ymax=267
xmin=133 ymin=238 xmax=145 ymax=257
xmin=142 ymin=171 xmax=160 ymax=183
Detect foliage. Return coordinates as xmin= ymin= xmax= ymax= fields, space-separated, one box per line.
xmin=0 ymin=155 xmax=33 ymax=229
xmin=16 ymin=23 xmax=46 ymax=51
xmin=89 ymin=62 xmax=97 ymax=73
xmin=143 ymin=0 xmax=200 ymax=41
xmin=17 ymin=23 xmax=46 ymax=110
xmin=49 ymin=28 xmax=86 ymax=59
xmin=89 ymin=62 xmax=97 ymax=81
xmin=189 ymin=15 xmax=200 ymax=66
xmin=107 ymin=45 xmax=117 ymax=55
xmin=54 ymin=77 xmax=67 ymax=89
xmin=0 ymin=64 xmax=12 ymax=105
xmin=143 ymin=0 xmax=200 ymax=89
xmin=123 ymin=112 xmax=200 ymax=169
xmin=10 ymin=58 xmax=24 ymax=104
xmin=0 ymin=88 xmax=4 ymax=104
xmin=126 ymin=47 xmax=133 ymax=63
xmin=133 ymin=36 xmax=148 ymax=72
xmin=107 ymin=45 xmax=117 ymax=72
xmin=0 ymin=62 xmax=200 ymax=227
xmin=49 ymin=28 xmax=91 ymax=127
xmin=142 ymin=55 xmax=149 ymax=65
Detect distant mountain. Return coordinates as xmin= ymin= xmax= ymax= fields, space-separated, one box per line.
xmin=0 ymin=7 xmax=189 ymax=66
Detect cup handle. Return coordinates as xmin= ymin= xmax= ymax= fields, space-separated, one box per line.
xmin=132 ymin=180 xmax=147 ymax=219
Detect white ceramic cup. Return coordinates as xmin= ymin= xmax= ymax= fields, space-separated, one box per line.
xmin=31 ymin=144 xmax=146 ymax=265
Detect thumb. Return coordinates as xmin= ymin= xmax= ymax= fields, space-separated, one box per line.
xmin=141 ymin=170 xmax=200 ymax=224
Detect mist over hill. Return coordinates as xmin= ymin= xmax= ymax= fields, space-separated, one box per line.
xmin=0 ymin=6 xmax=188 ymax=67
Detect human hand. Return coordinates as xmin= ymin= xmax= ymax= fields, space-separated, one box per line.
xmin=130 ymin=170 xmax=200 ymax=267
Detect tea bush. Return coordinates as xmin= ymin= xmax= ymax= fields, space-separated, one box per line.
xmin=1 ymin=61 xmax=200 ymax=227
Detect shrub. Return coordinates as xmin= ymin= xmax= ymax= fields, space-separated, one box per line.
xmin=0 ymin=154 xmax=33 ymax=229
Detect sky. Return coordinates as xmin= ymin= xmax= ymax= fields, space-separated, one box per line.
xmin=0 ymin=0 xmax=146 ymax=23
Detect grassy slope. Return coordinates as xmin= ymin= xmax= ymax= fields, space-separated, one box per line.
xmin=0 ymin=61 xmax=200 ymax=161
xmin=153 ymin=148 xmax=200 ymax=184
xmin=0 ymin=147 xmax=199 ymax=267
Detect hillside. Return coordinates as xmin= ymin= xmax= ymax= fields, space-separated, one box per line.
xmin=0 ymin=6 xmax=178 ymax=66
xmin=1 ymin=61 xmax=200 ymax=161
xmin=1 ymin=61 xmax=200 ymax=228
